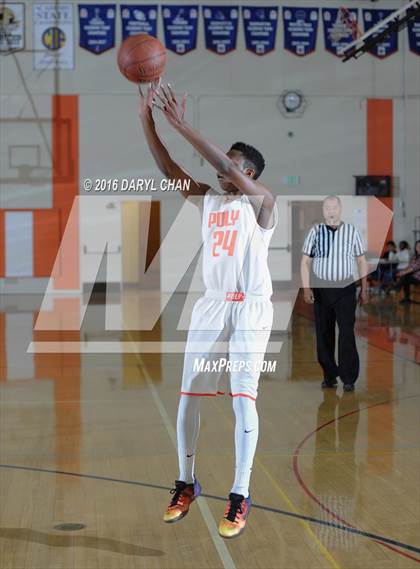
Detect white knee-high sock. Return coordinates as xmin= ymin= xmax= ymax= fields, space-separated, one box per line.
xmin=176 ymin=395 xmax=201 ymax=483
xmin=231 ymin=396 xmax=259 ymax=498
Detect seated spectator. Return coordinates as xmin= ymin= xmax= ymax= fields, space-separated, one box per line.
xmin=368 ymin=240 xmax=398 ymax=290
xmin=395 ymin=241 xmax=410 ymax=271
xmin=382 ymin=240 xmax=397 ymax=261
xmin=394 ymin=240 xmax=420 ymax=304
xmin=380 ymin=241 xmax=399 ymax=287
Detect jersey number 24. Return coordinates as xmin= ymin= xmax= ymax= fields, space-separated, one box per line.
xmin=212 ymin=230 xmax=238 ymax=257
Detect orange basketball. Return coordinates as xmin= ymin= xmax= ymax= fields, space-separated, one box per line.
xmin=117 ymin=34 xmax=167 ymax=84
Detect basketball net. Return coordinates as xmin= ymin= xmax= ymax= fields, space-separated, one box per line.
xmin=329 ymin=7 xmax=361 ymax=43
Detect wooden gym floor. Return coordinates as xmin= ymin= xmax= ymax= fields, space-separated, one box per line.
xmin=0 ymin=290 xmax=419 ymax=569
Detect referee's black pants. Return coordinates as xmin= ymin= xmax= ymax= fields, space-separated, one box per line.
xmin=313 ymin=283 xmax=359 ymax=385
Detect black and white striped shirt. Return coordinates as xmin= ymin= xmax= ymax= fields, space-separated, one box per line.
xmin=302 ymin=222 xmax=366 ymax=281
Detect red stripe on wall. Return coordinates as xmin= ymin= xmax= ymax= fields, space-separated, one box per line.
xmin=33 ymin=210 xmax=61 ymax=277
xmin=0 ymin=211 xmax=4 ymax=277
xmin=1 ymin=97 xmax=79 ymax=282
xmin=367 ymin=99 xmax=393 ymax=176
xmin=0 ymin=312 xmax=6 ymax=381
xmin=367 ymin=99 xmax=393 ymax=248
xmin=49 ymin=95 xmax=79 ymax=289
xmin=366 ymin=98 xmax=394 ymax=474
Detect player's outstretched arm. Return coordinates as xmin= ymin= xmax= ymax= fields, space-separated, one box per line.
xmin=154 ymin=84 xmax=275 ymax=228
xmin=138 ymin=84 xmax=210 ymax=200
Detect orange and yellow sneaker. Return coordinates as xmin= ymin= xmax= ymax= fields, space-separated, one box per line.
xmin=163 ymin=478 xmax=201 ymax=523
xmin=218 ymin=493 xmax=251 ymax=538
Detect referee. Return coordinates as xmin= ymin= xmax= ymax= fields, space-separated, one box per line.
xmin=300 ymin=196 xmax=368 ymax=392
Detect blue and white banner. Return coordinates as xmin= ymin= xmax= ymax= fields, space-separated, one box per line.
xmin=120 ymin=5 xmax=158 ymax=40
xmin=283 ymin=7 xmax=319 ymax=56
xmin=242 ymin=7 xmax=278 ymax=56
xmin=407 ymin=15 xmax=420 ymax=56
xmin=0 ymin=3 xmax=25 ymax=54
xmin=203 ymin=6 xmax=238 ymax=55
xmin=322 ymin=8 xmax=358 ymax=57
xmin=33 ymin=3 xmax=74 ymax=69
xmin=362 ymin=9 xmax=398 ymax=58
xmin=162 ymin=5 xmax=198 ymax=55
xmin=79 ymin=4 xmax=116 ymax=55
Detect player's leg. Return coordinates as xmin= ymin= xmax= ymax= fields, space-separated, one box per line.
xmin=231 ymin=395 xmax=259 ymax=497
xmin=218 ymin=299 xmax=272 ymax=538
xmin=177 ymin=394 xmax=201 ymax=484
xmin=217 ymin=395 xmax=256 ymax=537
xmin=164 ymin=296 xmax=228 ymax=523
xmin=163 ymin=394 xmax=202 ymax=523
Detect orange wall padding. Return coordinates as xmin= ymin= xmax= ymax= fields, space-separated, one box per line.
xmin=0 ymin=96 xmax=79 ymax=283
xmin=33 ymin=209 xmax=61 ymax=277
xmin=51 ymin=95 xmax=79 ymax=289
xmin=366 ymin=98 xmax=394 ymax=474
xmin=367 ymin=99 xmax=393 ymax=250
xmin=0 ymin=313 xmax=6 ymax=382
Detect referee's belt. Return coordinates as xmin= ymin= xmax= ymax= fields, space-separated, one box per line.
xmin=204 ymin=290 xmax=271 ymax=302
xmin=311 ymin=275 xmax=355 ymax=287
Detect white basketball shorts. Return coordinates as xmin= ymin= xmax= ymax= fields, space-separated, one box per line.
xmin=181 ymin=290 xmax=273 ymax=401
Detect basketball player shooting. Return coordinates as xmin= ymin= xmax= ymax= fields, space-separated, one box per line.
xmin=138 ymin=82 xmax=277 ymax=539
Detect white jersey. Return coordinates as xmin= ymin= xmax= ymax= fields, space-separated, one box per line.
xmin=200 ymin=188 xmax=277 ymax=296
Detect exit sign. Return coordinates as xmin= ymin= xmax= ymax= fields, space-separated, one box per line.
xmin=283 ymin=175 xmax=300 ymax=186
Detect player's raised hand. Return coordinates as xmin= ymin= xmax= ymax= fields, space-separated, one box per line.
xmin=138 ymin=78 xmax=161 ymax=118
xmin=154 ymin=83 xmax=187 ymax=127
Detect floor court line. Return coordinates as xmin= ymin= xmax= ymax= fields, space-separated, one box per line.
xmin=7 ymin=313 xmax=416 ymax=564
xmin=208 ymin=398 xmax=341 ymax=569
xmin=1 ymin=463 xmax=419 ymax=557
xmin=292 ymin=394 xmax=420 ymax=564
xmin=132 ymin=349 xmax=237 ymax=569
xmin=257 ymin=458 xmax=341 ymax=569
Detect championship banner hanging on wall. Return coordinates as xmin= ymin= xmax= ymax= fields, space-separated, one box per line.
xmin=0 ymin=3 xmax=25 ymax=54
xmin=162 ymin=5 xmax=198 ymax=55
xmin=120 ymin=5 xmax=158 ymax=40
xmin=362 ymin=9 xmax=398 ymax=58
xmin=283 ymin=6 xmax=318 ymax=57
xmin=407 ymin=15 xmax=420 ymax=56
xmin=79 ymin=4 xmax=116 ymax=54
xmin=322 ymin=7 xmax=358 ymax=58
xmin=202 ymin=6 xmax=238 ymax=55
xmin=33 ymin=3 xmax=74 ymax=69
xmin=242 ymin=6 xmax=278 ymax=56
